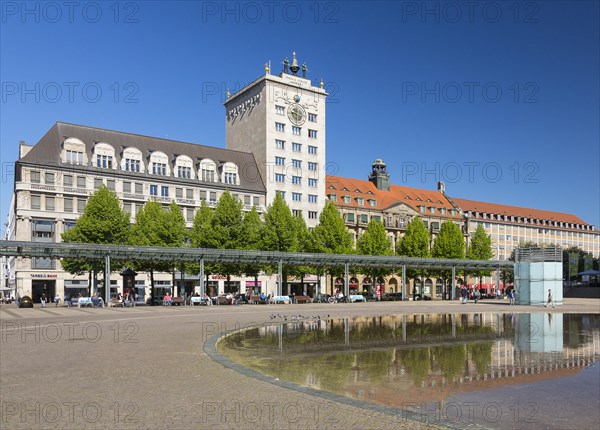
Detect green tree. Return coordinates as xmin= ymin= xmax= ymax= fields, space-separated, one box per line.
xmin=357 ymin=219 xmax=393 ymax=286
xmin=290 ymin=214 xmax=315 ymax=294
xmin=466 ymin=224 xmax=494 ymax=289
xmin=209 ymin=191 xmax=245 ymax=291
xmin=239 ymin=206 xmax=264 ymax=290
xmin=189 ymin=200 xmax=217 ymax=294
xmin=396 ymin=217 xmax=431 ymax=297
xmin=129 ymin=201 xmax=172 ymax=303
xmin=61 ymin=185 xmax=130 ymax=294
xmin=432 ymin=220 xmax=465 ymax=259
xmin=262 ymin=193 xmax=298 ymax=252
xmin=311 ymin=201 xmax=354 ymax=294
xmin=262 ymin=193 xmax=298 ymax=294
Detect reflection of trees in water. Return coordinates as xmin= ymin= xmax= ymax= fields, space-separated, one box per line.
xmin=432 ymin=344 xmax=466 ymax=379
xmin=398 ymin=347 xmax=430 ymax=385
xmin=467 ymin=342 xmax=493 ymax=376
xmin=354 ymin=350 xmax=394 ymax=384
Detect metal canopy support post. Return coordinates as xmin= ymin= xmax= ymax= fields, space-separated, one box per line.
xmin=451 ymin=266 xmax=456 ymax=300
xmin=104 ymin=254 xmax=110 ymax=305
xmin=402 ymin=264 xmax=406 ymax=301
xmin=344 ymin=263 xmax=349 ymax=298
xmin=199 ymin=257 xmax=204 ymax=297
xmin=496 ymin=265 xmax=500 ymax=293
xmin=278 ymin=259 xmax=283 ymax=296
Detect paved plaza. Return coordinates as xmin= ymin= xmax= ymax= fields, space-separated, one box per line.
xmin=1 ymin=299 xmax=599 ymax=430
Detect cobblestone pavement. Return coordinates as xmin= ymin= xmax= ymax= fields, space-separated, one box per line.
xmin=1 ymin=299 xmax=598 ymax=429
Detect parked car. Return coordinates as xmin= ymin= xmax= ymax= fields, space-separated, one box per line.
xmin=382 ymin=292 xmax=403 ymax=301
xmin=413 ymin=294 xmax=432 ymax=301
xmin=18 ymin=295 xmax=33 ymax=308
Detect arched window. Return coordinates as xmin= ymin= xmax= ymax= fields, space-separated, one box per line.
xmin=149 ymin=151 xmax=170 ymax=176
xmin=221 ymin=161 xmax=239 ymax=185
xmin=93 ymin=143 xmax=116 ymax=169
xmin=174 ymin=155 xmax=194 ymax=179
xmin=121 ymin=147 xmax=144 ymax=173
xmin=199 ymin=159 xmax=217 ymax=182
xmin=61 ymin=138 xmax=87 ymax=165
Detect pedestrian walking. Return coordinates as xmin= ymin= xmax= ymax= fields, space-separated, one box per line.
xmin=40 ymin=292 xmax=47 ymax=308
xmin=545 ymin=289 xmax=555 ymax=308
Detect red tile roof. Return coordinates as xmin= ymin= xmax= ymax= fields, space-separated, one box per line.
xmin=326 ymin=176 xmax=461 ymax=220
xmin=454 ymin=197 xmax=597 ymax=232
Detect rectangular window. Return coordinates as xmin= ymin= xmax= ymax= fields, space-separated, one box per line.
xmin=357 ymin=197 xmax=364 ymax=206
xmin=308 ymin=129 xmax=318 ymax=139
xmin=275 ymin=173 xmax=285 ymax=183
xmin=343 ymin=196 xmax=350 ymax=203
xmin=292 ymin=159 xmax=301 ymax=168
xmin=77 ymin=199 xmax=85 ymax=213
xmin=308 ymin=194 xmax=317 ymax=203
xmin=201 ymin=168 xmax=215 ymax=182
xmin=308 ymin=178 xmax=317 ymax=187
xmin=176 ymin=188 xmax=183 ymax=198
xmin=209 ymin=191 xmax=217 ymax=203
xmin=123 ymin=182 xmax=131 ymax=193
xmin=45 ymin=196 xmax=55 ymax=211
xmin=292 ymin=126 xmax=301 ymax=136
xmin=66 ymin=150 xmax=83 ymax=165
xmin=152 ymin=163 xmax=167 ymax=176
xmin=107 ymin=180 xmax=115 ymax=190
xmin=308 ymin=211 xmax=318 ymax=220
xmin=368 ymin=199 xmax=376 ymax=207
xmin=430 ymin=207 xmax=436 ymax=214
xmin=244 ymin=195 xmax=251 ymax=206
xmin=275 ymin=122 xmax=285 ymax=132
xmin=292 ymin=176 xmax=301 ymax=185
xmin=419 ymin=206 xmax=425 ymax=213
xmin=64 ymin=198 xmax=73 ymax=212
xmin=276 ymin=191 xmax=285 ymax=199
xmin=308 ymin=113 xmax=317 ymax=122
xmin=329 ymin=194 xmax=337 ymax=202
xmin=292 ymin=143 xmax=301 ymax=152
xmin=31 ymin=194 xmax=41 ymax=210
xmin=178 ymin=166 xmax=191 ymax=178
xmin=135 ymin=183 xmax=143 ymax=194
xmin=94 ymin=178 xmax=103 ymax=189
xmin=161 ymin=186 xmax=169 ymax=197
xmin=308 ymin=162 xmax=317 ymax=171
xmin=124 ymin=159 xmax=141 ymax=172
xmin=360 ymin=214 xmax=368 ymax=223
xmin=346 ymin=213 xmax=355 ymax=223
xmin=292 ymin=209 xmax=302 ymax=217
xmin=253 ymin=196 xmax=260 ymax=207
xmin=224 ymin=172 xmax=237 ymax=184
xmin=77 ymin=176 xmax=86 ymax=189
xmin=63 ymin=175 xmax=72 ymax=186
xmin=292 ymin=192 xmax=301 ymax=202
xmin=45 ymin=172 xmax=55 ymax=184
xmin=31 ymin=171 xmax=41 ymax=183
xmin=123 ymin=203 xmax=132 ymax=214
xmin=275 ymin=105 xmax=285 ymax=115
xmin=200 ymin=190 xmax=207 ymax=201
xmin=275 ymin=156 xmax=285 ymax=166
xmin=275 ymin=139 xmax=285 ymax=149
xmin=186 ymin=189 xmax=193 ymax=199
xmin=96 ymin=154 xmax=113 ymax=169
xmin=308 ymin=145 xmax=317 ymax=154
xmin=150 ymin=185 xmax=158 ymax=196
xmin=187 ymin=208 xmax=194 ymax=222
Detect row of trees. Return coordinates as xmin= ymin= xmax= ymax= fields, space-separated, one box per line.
xmin=61 ymin=185 xmax=496 ymax=297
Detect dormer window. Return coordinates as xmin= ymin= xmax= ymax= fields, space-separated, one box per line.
xmin=149 ymin=151 xmax=170 ymax=176
xmin=121 ymin=147 xmax=144 ymax=173
xmin=368 ymin=199 xmax=376 ymax=207
xmin=419 ymin=205 xmax=426 ymax=213
xmin=221 ymin=162 xmax=239 ymax=185
xmin=440 ymin=208 xmax=446 ymax=215
xmin=343 ymin=195 xmax=351 ymax=204
xmin=430 ymin=207 xmax=436 ymax=214
xmin=61 ymin=138 xmax=87 ymax=165
xmin=93 ymin=142 xmax=116 ymax=170
xmin=199 ymin=159 xmax=217 ymax=182
xmin=174 ymin=155 xmax=194 ymax=179
xmin=329 ymin=194 xmax=337 ymax=202
xmin=356 ymin=197 xmax=364 ymax=206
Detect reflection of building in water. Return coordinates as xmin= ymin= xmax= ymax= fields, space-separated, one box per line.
xmin=340 ymin=316 xmax=599 ymax=408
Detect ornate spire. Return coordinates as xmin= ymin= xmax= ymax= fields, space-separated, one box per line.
xmin=290 ymin=51 xmax=300 ymax=75
xmin=226 ymin=89 xmax=230 ymax=99
xmin=320 ymin=78 xmax=324 ymax=89
xmin=301 ymin=63 xmax=308 ymax=78
xmin=264 ymin=62 xmax=270 ymax=75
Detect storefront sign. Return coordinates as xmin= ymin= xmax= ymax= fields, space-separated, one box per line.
xmin=31 ymin=273 xmax=57 ymax=278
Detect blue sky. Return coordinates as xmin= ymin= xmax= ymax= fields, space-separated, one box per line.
xmin=1 ymin=1 xmax=599 ymax=233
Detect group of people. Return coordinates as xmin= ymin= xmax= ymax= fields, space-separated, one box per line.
xmin=459 ymin=286 xmax=517 ymax=305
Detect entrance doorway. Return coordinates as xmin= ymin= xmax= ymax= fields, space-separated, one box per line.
xmin=32 ymin=280 xmax=56 ymax=303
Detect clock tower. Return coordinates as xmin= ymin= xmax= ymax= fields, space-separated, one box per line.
xmin=225 ymin=52 xmax=328 ymax=227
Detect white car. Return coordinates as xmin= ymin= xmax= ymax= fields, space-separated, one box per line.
xmin=349 ymin=294 xmax=367 ymax=302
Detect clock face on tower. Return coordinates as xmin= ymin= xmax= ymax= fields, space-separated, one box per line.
xmin=287 ymin=104 xmax=306 ymax=126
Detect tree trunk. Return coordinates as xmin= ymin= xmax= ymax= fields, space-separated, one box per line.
xmin=150 ymin=267 xmax=155 ymax=306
